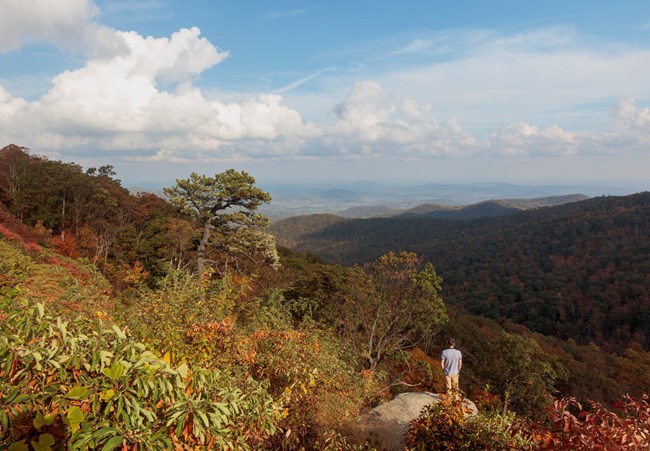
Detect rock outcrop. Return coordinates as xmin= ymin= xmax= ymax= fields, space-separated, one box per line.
xmin=354 ymin=392 xmax=478 ymax=450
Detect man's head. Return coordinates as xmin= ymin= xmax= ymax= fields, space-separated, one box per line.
xmin=448 ymin=338 xmax=456 ymax=347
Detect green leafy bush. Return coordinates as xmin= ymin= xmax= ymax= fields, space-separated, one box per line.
xmin=119 ymin=267 xmax=240 ymax=361
xmin=0 ymin=289 xmax=281 ymax=449
xmin=405 ymin=398 xmax=534 ymax=450
xmin=405 ymin=400 xmax=467 ymax=450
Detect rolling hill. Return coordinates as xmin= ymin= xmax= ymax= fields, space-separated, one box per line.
xmin=337 ymin=194 xmax=590 ymax=219
xmin=270 ymin=192 xmax=650 ymax=350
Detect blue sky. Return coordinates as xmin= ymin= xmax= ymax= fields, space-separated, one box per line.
xmin=1 ymin=0 xmax=650 ymax=189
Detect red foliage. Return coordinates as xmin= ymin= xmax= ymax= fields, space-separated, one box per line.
xmin=382 ymin=347 xmax=445 ymax=393
xmin=50 ymin=232 xmax=78 ymax=258
xmin=0 ymin=207 xmax=42 ymax=245
xmin=44 ymin=255 xmax=91 ymax=282
xmin=0 ymin=207 xmax=46 ymax=260
xmin=469 ymin=388 xmax=501 ymax=412
xmin=517 ymin=395 xmax=650 ymax=450
xmin=1 ymin=207 xmax=95 ymax=283
xmin=0 ymin=223 xmax=19 ymax=241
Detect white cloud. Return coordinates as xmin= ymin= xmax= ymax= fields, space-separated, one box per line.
xmin=0 ymin=24 xmax=320 ymax=160
xmin=309 ymin=27 xmax=647 ymax=137
xmin=400 ymin=97 xmax=432 ymax=119
xmin=327 ymin=81 xmax=477 ymax=157
xmin=0 ymin=0 xmax=127 ymax=57
xmin=129 ymin=148 xmax=192 ymax=163
xmin=594 ymin=97 xmax=650 ymax=153
xmin=0 ymin=86 xmax=27 ymax=119
xmin=486 ymin=123 xmax=577 ymax=156
xmin=381 ymin=47 xmax=650 ymax=132
xmin=1 ymin=13 xmax=650 ymax=173
xmin=484 ymin=97 xmax=650 ymax=157
xmin=212 ymin=94 xmax=319 ymax=140
xmin=610 ymin=97 xmax=650 ymax=129
xmin=31 ymin=27 xmax=229 ymax=136
xmin=333 ymin=80 xmax=396 ymax=140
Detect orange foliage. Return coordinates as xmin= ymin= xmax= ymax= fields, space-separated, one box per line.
xmin=43 ymin=255 xmax=91 ymax=282
xmin=0 ymin=223 xmax=19 ymax=241
xmin=184 ymin=318 xmax=250 ymax=367
xmin=469 ymin=388 xmax=501 ymax=411
xmin=517 ymin=395 xmax=650 ymax=450
xmin=0 ymin=219 xmax=43 ymax=257
xmin=50 ymin=232 xmax=78 ymax=258
xmin=122 ymin=261 xmax=149 ymax=286
xmin=32 ymin=220 xmax=52 ymax=245
xmin=0 ymin=207 xmax=42 ymax=244
xmin=383 ymin=347 xmax=446 ymax=393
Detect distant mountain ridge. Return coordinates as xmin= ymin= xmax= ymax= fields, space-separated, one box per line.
xmin=337 ymin=194 xmax=590 ymax=219
xmin=269 ymin=194 xmax=590 ymax=243
xmin=260 ymin=181 xmax=637 ymax=219
xmin=270 ymin=192 xmax=650 ymax=351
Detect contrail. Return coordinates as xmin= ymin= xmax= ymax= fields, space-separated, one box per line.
xmin=271 ymin=67 xmax=334 ymax=94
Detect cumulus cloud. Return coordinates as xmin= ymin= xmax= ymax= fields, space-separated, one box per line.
xmin=333 ymin=81 xmax=396 ymax=140
xmin=0 ymin=22 xmax=323 ymax=162
xmin=1 ymin=8 xmax=650 ymax=169
xmin=594 ymin=97 xmax=650 ymax=153
xmin=28 ymin=27 xmax=226 ymax=135
xmin=130 ymin=148 xmax=187 ymax=163
xmin=329 ymin=81 xmax=477 ymax=157
xmin=610 ymin=97 xmax=650 ymax=129
xmin=483 ymin=97 xmax=650 ymax=157
xmin=486 ymin=123 xmax=577 ymax=156
xmin=400 ymin=97 xmax=432 ymax=118
xmin=0 ymin=87 xmax=27 ymax=120
xmin=0 ymin=0 xmax=127 ymax=57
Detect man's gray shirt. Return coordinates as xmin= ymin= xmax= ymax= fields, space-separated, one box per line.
xmin=441 ymin=348 xmax=462 ymax=375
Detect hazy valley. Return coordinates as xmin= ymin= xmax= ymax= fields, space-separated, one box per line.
xmin=259 ymin=181 xmax=639 ymax=219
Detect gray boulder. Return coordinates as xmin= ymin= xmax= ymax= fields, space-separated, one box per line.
xmin=354 ymin=392 xmax=478 ymax=450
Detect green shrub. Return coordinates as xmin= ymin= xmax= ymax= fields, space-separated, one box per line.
xmin=405 ymin=400 xmax=467 ymax=450
xmin=238 ymin=294 xmax=379 ymax=448
xmin=0 ymin=240 xmax=33 ymax=284
xmin=119 ymin=267 xmax=239 ymax=361
xmin=405 ymin=398 xmax=534 ymax=450
xmin=462 ymin=411 xmax=536 ymax=450
xmin=0 ymin=289 xmax=281 ymax=449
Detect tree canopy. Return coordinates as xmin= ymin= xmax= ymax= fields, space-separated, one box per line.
xmin=163 ymin=170 xmax=273 ymax=278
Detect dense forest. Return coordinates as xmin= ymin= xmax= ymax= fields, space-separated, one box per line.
xmin=1 ymin=144 xmax=649 ymax=450
xmin=270 ymin=193 xmax=650 ymax=351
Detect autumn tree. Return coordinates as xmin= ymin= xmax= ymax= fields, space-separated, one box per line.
xmin=490 ymin=332 xmax=563 ymax=416
xmin=163 ymin=170 xmax=273 ymax=278
xmin=335 ymin=251 xmax=448 ymax=370
xmin=0 ymin=144 xmax=38 ymax=220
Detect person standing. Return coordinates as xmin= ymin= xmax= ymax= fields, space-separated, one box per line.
xmin=441 ymin=338 xmax=462 ymax=399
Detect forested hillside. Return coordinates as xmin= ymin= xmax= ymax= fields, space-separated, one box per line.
xmin=271 ymin=193 xmax=650 ymax=351
xmin=1 ymin=144 xmax=648 ymax=450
